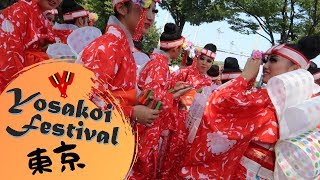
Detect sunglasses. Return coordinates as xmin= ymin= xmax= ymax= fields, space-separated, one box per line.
xmin=262 ymin=55 xmax=278 ymax=64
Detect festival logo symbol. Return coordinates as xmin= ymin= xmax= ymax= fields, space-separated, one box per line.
xmin=48 ymin=71 xmax=75 ymax=98
xmin=0 ymin=60 xmax=136 ymax=180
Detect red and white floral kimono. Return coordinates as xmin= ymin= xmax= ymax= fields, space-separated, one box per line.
xmin=179 ymin=76 xmax=279 ymax=179
xmin=174 ymin=66 xmax=212 ymax=90
xmin=0 ymin=0 xmax=56 ymax=93
xmin=236 ymin=69 xmax=320 ymax=180
xmin=129 ymin=49 xmax=177 ymax=179
xmin=160 ymin=65 xmax=213 ymax=179
xmin=79 ymin=15 xmax=137 ymax=118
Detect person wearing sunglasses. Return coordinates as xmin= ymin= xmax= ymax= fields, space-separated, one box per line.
xmin=179 ymin=35 xmax=320 ymax=179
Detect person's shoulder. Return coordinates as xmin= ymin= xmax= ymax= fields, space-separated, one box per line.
xmin=105 ymin=25 xmax=127 ymax=40
xmin=133 ymin=51 xmax=150 ymax=64
xmin=1 ymin=0 xmax=30 ymax=15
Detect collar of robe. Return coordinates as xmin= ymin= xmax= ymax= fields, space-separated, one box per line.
xmin=107 ymin=15 xmax=134 ymax=51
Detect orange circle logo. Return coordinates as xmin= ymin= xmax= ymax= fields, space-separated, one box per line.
xmin=0 ymin=60 xmax=135 ymax=179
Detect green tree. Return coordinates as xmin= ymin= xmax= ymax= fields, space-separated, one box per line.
xmin=226 ymin=0 xmax=320 ymax=45
xmin=1 ymin=0 xmax=17 ymax=7
xmin=81 ymin=0 xmax=113 ymax=33
xmin=142 ymin=24 xmax=161 ymax=54
xmin=160 ymin=0 xmax=229 ymax=32
xmin=295 ymin=0 xmax=320 ymax=37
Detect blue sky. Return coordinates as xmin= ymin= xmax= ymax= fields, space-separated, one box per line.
xmin=155 ymin=7 xmax=320 ymax=69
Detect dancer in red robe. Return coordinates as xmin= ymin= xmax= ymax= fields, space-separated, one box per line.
xmin=53 ymin=0 xmax=90 ymax=44
xmin=0 ymin=0 xmax=62 ymax=93
xmin=159 ymin=43 xmax=217 ymax=179
xmin=79 ymin=0 xmax=160 ymax=125
xmin=179 ymin=35 xmax=320 ymax=179
xmin=128 ymin=23 xmax=190 ymax=179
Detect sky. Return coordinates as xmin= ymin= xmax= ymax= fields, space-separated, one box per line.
xmin=154 ymin=7 xmax=320 ymax=69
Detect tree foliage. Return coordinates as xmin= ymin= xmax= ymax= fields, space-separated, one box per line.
xmin=160 ymin=0 xmax=229 ymax=32
xmin=1 ymin=0 xmax=17 ymax=7
xmin=226 ymin=0 xmax=320 ymax=45
xmin=76 ymin=0 xmax=113 ymax=33
xmin=142 ymin=24 xmax=161 ymax=54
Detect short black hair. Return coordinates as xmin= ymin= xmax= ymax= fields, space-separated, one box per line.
xmin=203 ymin=43 xmax=217 ymax=53
xmin=223 ymin=57 xmax=241 ymax=73
xmin=207 ymin=65 xmax=220 ymax=77
xmin=186 ymin=57 xmax=193 ymax=66
xmin=308 ymin=61 xmax=319 ymax=75
xmin=134 ymin=40 xmax=143 ymax=51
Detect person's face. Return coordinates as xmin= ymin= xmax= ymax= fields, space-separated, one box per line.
xmin=197 ymin=55 xmax=213 ymax=74
xmin=262 ymin=55 xmax=298 ymax=83
xmin=37 ymin=0 xmax=62 ymax=11
xmin=142 ymin=1 xmax=157 ymax=34
xmin=171 ymin=46 xmax=183 ymax=60
xmin=75 ymin=16 xmax=89 ymax=28
xmin=125 ymin=3 xmax=144 ymax=35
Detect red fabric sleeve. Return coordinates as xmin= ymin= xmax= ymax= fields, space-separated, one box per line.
xmin=0 ymin=6 xmax=28 ymax=92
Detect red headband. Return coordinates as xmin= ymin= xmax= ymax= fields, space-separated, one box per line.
xmin=266 ymin=44 xmax=309 ymax=69
xmin=160 ymin=37 xmax=185 ymax=49
xmin=200 ymin=48 xmax=216 ymax=59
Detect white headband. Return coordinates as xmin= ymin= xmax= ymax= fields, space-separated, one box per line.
xmin=63 ymin=10 xmax=89 ymax=21
xmin=266 ymin=44 xmax=309 ymax=69
xmin=200 ymin=48 xmax=216 ymax=59
xmin=160 ymin=37 xmax=185 ymax=49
